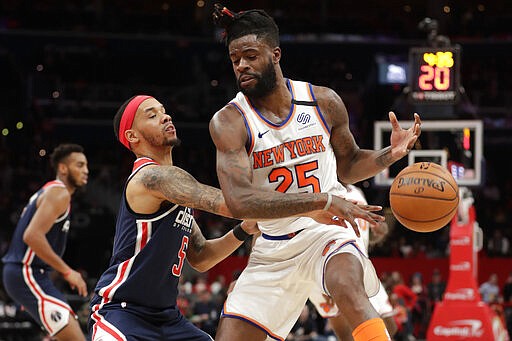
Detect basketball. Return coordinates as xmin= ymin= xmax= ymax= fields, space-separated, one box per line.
xmin=389 ymin=162 xmax=459 ymax=232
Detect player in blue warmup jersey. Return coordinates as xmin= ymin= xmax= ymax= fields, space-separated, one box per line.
xmin=88 ymin=95 xmax=261 ymax=341
xmin=2 ymin=143 xmax=89 ymax=340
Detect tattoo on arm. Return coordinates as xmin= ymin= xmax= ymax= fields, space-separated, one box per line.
xmin=189 ymin=223 xmax=206 ymax=254
xmin=140 ymin=166 xmax=225 ymax=214
xmin=376 ymin=146 xmax=393 ymax=167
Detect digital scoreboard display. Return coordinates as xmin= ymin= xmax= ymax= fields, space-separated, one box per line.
xmin=408 ymin=46 xmax=460 ymax=105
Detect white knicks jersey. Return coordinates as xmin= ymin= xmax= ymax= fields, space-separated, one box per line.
xmin=229 ymin=79 xmax=346 ymax=236
xmin=344 ymin=184 xmax=371 ymax=256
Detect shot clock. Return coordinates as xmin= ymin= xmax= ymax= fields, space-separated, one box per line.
xmin=408 ymin=46 xmax=461 ymax=105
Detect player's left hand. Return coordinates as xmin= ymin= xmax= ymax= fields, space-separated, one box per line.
xmin=305 ymin=203 xmax=384 ymax=237
xmin=389 ymin=112 xmax=421 ymax=159
xmin=305 ymin=210 xmax=347 ymax=227
xmin=64 ymin=269 xmax=88 ymax=297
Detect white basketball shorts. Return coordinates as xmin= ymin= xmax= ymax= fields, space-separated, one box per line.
xmin=221 ymin=224 xmax=379 ymax=340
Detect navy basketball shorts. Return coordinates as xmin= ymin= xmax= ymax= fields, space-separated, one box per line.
xmin=89 ymin=295 xmax=213 ymax=340
xmin=2 ymin=263 xmax=76 ymax=336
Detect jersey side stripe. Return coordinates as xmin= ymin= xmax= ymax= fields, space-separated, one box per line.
xmin=98 ymin=195 xmax=178 ymax=301
xmin=135 ymin=221 xmax=151 ymax=253
xmin=21 ymin=252 xmax=74 ymax=334
xmin=321 ymin=239 xmax=361 ymax=295
xmin=91 ymin=311 xmax=127 ymax=341
xmin=230 ymin=101 xmax=255 ymax=155
xmin=306 ymin=83 xmax=330 ymax=135
xmin=99 ymin=258 xmax=134 ymax=301
xmin=222 ymin=301 xmax=284 ymax=341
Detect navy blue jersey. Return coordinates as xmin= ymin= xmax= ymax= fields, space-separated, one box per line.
xmin=2 ymin=180 xmax=71 ymax=269
xmin=92 ymin=157 xmax=194 ymax=310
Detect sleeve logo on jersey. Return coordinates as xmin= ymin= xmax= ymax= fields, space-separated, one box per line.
xmin=253 ymin=135 xmax=326 ymax=169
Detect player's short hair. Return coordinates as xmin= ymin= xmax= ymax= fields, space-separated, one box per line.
xmin=50 ymin=143 xmax=84 ymax=169
xmin=212 ymin=4 xmax=279 ymax=48
xmin=113 ymin=95 xmax=137 ymax=142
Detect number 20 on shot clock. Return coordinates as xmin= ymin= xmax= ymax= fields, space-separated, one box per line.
xmin=408 ymin=46 xmax=461 ymax=105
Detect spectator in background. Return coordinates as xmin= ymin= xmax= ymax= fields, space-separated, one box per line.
xmin=191 ymin=289 xmax=220 ymax=337
xmin=487 ymin=229 xmax=510 ymax=257
xmin=398 ymin=237 xmax=414 ymax=258
xmin=409 ymin=272 xmax=429 ymax=338
xmin=388 ymin=292 xmax=408 ymax=341
xmin=502 ymin=272 xmax=512 ymax=336
xmin=391 ymin=272 xmax=417 ymax=340
xmin=427 ymin=269 xmax=446 ymax=305
xmin=479 ymin=273 xmax=500 ymax=303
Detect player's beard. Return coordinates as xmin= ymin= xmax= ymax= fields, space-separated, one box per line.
xmin=67 ymin=172 xmax=86 ymax=190
xmin=143 ymin=131 xmax=181 ymax=148
xmin=165 ymin=136 xmax=181 ymax=147
xmin=238 ymin=59 xmax=277 ymax=99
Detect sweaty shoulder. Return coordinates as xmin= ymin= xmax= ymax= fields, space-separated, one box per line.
xmin=310 ymin=84 xmax=348 ymax=127
xmin=210 ymin=103 xmax=247 ymax=148
xmin=211 ymin=103 xmax=240 ymax=126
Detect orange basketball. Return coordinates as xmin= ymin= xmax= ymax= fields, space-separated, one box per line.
xmin=389 ymin=162 xmax=459 ymax=232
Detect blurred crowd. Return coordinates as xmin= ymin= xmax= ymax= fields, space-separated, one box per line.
xmin=1 ymin=1 xmax=512 ymax=340
xmin=2 ymin=265 xmax=511 ymax=340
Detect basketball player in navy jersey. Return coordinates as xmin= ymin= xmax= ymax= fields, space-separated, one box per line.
xmin=88 ymin=95 xmax=269 ymax=340
xmin=210 ymin=5 xmax=421 ymax=341
xmin=2 ymin=143 xmax=89 ymax=341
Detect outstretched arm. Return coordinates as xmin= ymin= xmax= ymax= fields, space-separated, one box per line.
xmin=132 ymin=165 xmax=232 ymax=218
xmin=317 ymin=86 xmax=421 ymax=184
xmin=186 ymin=220 xmax=258 ymax=272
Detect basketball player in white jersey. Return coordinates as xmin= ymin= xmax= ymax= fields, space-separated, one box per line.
xmin=309 ymin=184 xmax=397 ymax=340
xmin=210 ymin=5 xmax=421 ymax=341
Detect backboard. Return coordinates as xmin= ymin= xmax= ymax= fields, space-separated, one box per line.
xmin=374 ymin=120 xmax=483 ymax=187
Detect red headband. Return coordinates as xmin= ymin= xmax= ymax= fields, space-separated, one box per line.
xmin=118 ymin=95 xmax=153 ymax=150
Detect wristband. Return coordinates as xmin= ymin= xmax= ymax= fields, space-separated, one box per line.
xmin=232 ymin=223 xmax=251 ymax=242
xmin=323 ymin=193 xmax=333 ymax=211
xmin=62 ymin=269 xmax=72 ymax=278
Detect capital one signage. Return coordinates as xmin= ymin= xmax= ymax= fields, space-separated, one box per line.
xmin=433 ymin=319 xmax=484 ymax=338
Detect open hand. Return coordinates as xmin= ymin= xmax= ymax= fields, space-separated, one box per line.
xmin=389 ymin=112 xmax=421 ymax=159
xmin=306 ymin=195 xmax=384 ymax=237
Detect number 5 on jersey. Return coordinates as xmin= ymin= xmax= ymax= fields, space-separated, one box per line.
xmin=172 ymin=236 xmax=188 ymax=277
